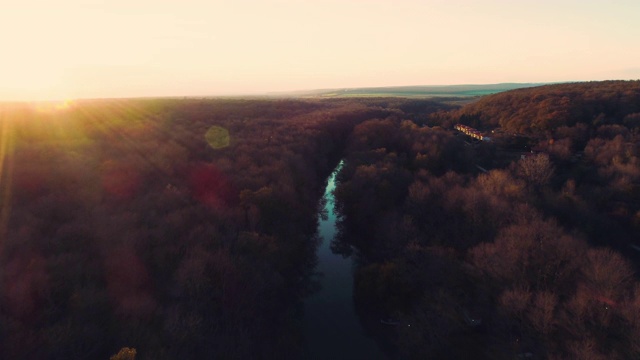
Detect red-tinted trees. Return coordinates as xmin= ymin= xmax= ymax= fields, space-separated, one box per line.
xmin=2 ymin=97 xmax=410 ymax=359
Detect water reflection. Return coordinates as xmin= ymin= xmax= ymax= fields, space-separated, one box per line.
xmin=304 ymin=160 xmax=385 ymax=359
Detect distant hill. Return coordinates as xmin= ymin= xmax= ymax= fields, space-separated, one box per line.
xmin=450 ymin=80 xmax=640 ymax=134
xmin=271 ymin=83 xmax=546 ymax=98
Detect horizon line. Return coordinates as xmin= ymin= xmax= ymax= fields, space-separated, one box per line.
xmin=3 ymin=79 xmax=639 ymax=102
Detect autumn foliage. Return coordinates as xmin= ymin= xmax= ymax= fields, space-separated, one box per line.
xmin=2 ymin=81 xmax=640 ymax=359
xmin=333 ymin=81 xmax=640 ymax=359
xmin=0 ymin=98 xmax=413 ymax=359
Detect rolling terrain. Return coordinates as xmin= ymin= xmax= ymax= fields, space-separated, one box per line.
xmin=2 ymin=81 xmax=640 ymax=359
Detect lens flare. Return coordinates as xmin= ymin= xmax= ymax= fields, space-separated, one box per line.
xmin=188 ymin=163 xmax=235 ymax=209
xmin=205 ymin=126 xmax=230 ymax=149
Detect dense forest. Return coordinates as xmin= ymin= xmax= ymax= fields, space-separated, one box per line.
xmin=2 ymin=80 xmax=640 ymax=359
xmin=0 ymin=97 xmax=451 ymax=359
xmin=333 ymin=80 xmax=640 ymax=359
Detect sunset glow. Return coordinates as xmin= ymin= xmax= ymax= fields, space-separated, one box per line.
xmin=1 ymin=0 xmax=639 ymax=100
xmin=33 ymin=100 xmax=75 ymax=113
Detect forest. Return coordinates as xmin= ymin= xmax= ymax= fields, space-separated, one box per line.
xmin=333 ymin=80 xmax=640 ymax=359
xmin=1 ymin=80 xmax=640 ymax=359
xmin=0 ymin=97 xmax=451 ymax=359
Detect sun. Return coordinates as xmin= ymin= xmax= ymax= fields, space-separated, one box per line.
xmin=33 ymin=99 xmax=75 ymax=113
xmin=55 ymin=99 xmax=74 ymax=110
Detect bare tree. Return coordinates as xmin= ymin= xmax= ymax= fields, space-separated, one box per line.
xmin=516 ymin=153 xmax=555 ymax=188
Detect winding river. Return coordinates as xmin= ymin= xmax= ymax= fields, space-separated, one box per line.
xmin=304 ymin=161 xmax=386 ymax=359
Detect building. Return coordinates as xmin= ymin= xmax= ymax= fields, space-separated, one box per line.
xmin=455 ymin=124 xmax=491 ymax=141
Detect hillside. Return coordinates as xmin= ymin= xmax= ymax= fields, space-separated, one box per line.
xmin=3 ymin=87 xmax=640 ymax=359
xmin=446 ymin=80 xmax=640 ymax=134
xmin=434 ymin=80 xmax=640 ymax=250
xmin=331 ymin=81 xmax=640 ymax=359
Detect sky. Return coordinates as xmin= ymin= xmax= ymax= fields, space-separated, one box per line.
xmin=1 ymin=0 xmax=639 ymax=100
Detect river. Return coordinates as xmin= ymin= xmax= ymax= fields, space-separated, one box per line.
xmin=303 ymin=160 xmax=386 ymax=359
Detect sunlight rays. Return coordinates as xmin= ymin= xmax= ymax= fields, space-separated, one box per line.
xmin=0 ymin=111 xmax=15 ymax=255
xmin=33 ymin=99 xmax=75 ymax=113
xmin=75 ymin=100 xmax=178 ymax=181
xmin=0 ymin=99 xmax=232 ymax=247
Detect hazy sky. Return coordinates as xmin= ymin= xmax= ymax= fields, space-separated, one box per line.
xmin=1 ymin=0 xmax=639 ymax=100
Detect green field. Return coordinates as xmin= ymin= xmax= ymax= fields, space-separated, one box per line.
xmin=272 ymin=83 xmax=548 ymax=98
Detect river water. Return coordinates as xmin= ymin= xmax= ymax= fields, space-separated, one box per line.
xmin=303 ymin=161 xmax=386 ymax=359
